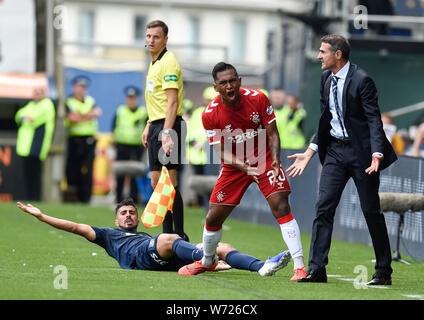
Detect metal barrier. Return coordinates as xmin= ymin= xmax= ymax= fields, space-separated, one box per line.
xmin=336 ymin=155 xmax=424 ymax=260
xmin=112 ymin=160 xmax=146 ymax=177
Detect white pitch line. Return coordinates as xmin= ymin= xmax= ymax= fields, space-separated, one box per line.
xmin=401 ymin=294 xmax=424 ymax=300
xmin=336 ymin=278 xmax=355 ymax=282
xmin=366 ymin=285 xmax=390 ymax=290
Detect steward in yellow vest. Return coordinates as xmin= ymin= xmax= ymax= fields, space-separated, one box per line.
xmin=65 ymin=76 xmax=102 ymax=203
xmin=274 ymin=94 xmax=306 ymax=150
xmin=15 ymin=87 xmax=55 ymax=201
xmin=112 ymin=86 xmax=148 ymax=203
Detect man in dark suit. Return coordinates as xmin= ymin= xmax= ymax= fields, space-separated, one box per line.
xmin=287 ymin=35 xmax=397 ymax=285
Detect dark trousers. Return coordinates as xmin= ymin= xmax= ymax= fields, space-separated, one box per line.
xmin=21 ymin=156 xmax=42 ymax=201
xmin=309 ymin=140 xmax=392 ymax=276
xmin=66 ymin=136 xmax=96 ymax=203
xmin=115 ymin=143 xmax=143 ymax=204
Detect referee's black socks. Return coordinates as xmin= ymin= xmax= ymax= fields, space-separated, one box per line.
xmin=162 ymin=186 xmax=189 ymax=242
xmin=173 ymin=186 xmax=188 ymax=240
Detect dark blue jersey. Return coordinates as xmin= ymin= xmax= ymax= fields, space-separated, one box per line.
xmin=89 ymin=227 xmax=153 ymax=269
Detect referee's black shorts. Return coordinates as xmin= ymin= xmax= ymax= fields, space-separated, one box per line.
xmin=148 ymin=116 xmax=186 ymax=172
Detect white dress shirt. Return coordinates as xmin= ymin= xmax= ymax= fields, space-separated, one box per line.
xmin=328 ymin=61 xmax=350 ymax=140
xmin=309 ymin=61 xmax=350 ymax=153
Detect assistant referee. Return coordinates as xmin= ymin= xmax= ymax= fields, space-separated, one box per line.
xmin=142 ymin=20 xmax=188 ymax=241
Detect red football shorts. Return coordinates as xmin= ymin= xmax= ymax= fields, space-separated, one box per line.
xmin=209 ymin=159 xmax=291 ymax=206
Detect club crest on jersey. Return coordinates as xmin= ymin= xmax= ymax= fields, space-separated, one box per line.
xmin=224 ymin=124 xmax=233 ymax=133
xmin=250 ymin=112 xmax=261 ymax=124
xmin=217 ymin=191 xmax=226 ymax=202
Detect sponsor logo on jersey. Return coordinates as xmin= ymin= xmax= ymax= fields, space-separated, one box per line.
xmin=226 ymin=129 xmax=259 ymax=144
xmin=150 ymin=252 xmax=169 ymax=265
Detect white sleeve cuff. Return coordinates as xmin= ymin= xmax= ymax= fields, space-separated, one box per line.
xmin=372 ymin=152 xmax=384 ymax=158
xmin=308 ymin=143 xmax=318 ymax=152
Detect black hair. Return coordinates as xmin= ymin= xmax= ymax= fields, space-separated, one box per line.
xmin=212 ymin=62 xmax=238 ymax=82
xmin=321 ymin=34 xmax=350 ymax=60
xmin=115 ymin=198 xmax=138 ymax=215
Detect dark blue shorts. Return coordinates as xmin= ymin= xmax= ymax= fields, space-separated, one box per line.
xmin=135 ymin=234 xmax=188 ymax=271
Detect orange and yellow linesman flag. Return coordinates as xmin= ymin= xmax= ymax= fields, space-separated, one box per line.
xmin=141 ymin=166 xmax=176 ymax=228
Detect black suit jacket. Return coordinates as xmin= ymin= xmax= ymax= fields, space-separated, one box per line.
xmin=311 ymin=63 xmax=397 ymax=171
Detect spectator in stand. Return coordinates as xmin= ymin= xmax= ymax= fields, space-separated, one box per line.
xmin=381 ymin=113 xmax=405 ymax=155
xmin=411 ymin=123 xmax=424 ymax=158
xmin=269 ymin=87 xmax=286 ymax=112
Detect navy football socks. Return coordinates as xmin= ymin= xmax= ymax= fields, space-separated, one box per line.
xmin=172 ymin=238 xmax=203 ymax=263
xmin=225 ymin=250 xmax=265 ymax=272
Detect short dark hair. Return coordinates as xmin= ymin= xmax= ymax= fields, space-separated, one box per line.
xmin=321 ymin=35 xmax=350 ymax=60
xmin=115 ymin=198 xmax=138 ymax=215
xmin=212 ymin=62 xmax=238 ymax=82
xmin=146 ymin=20 xmax=168 ymax=36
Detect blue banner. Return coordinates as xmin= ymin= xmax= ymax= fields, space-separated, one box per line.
xmin=64 ymin=67 xmax=145 ymax=133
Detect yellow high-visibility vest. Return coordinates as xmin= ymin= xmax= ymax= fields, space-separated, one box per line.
xmin=15 ymin=98 xmax=55 ymax=161
xmin=65 ymin=96 xmax=98 ymax=136
xmin=114 ymin=105 xmax=148 ymax=145
xmin=275 ymin=105 xmax=307 ymax=149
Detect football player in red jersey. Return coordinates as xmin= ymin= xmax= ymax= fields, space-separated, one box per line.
xmin=178 ymin=62 xmax=307 ymax=280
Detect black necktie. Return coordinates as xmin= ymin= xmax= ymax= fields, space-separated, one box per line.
xmin=331 ymin=76 xmax=347 ymax=139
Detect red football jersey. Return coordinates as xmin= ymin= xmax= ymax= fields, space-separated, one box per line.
xmin=202 ymin=88 xmax=276 ymax=167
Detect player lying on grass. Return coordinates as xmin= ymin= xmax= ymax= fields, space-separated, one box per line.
xmin=16 ymin=198 xmax=291 ymax=276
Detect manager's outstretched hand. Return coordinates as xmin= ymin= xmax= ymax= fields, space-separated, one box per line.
xmin=286 ymin=148 xmax=316 ymax=178
xmin=17 ymin=202 xmax=43 ymax=219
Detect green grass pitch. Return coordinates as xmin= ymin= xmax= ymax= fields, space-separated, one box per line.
xmin=1 ymin=201 xmax=423 ymax=300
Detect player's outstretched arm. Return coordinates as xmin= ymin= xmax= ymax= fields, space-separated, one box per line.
xmin=16 ymin=202 xmax=96 ymax=241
